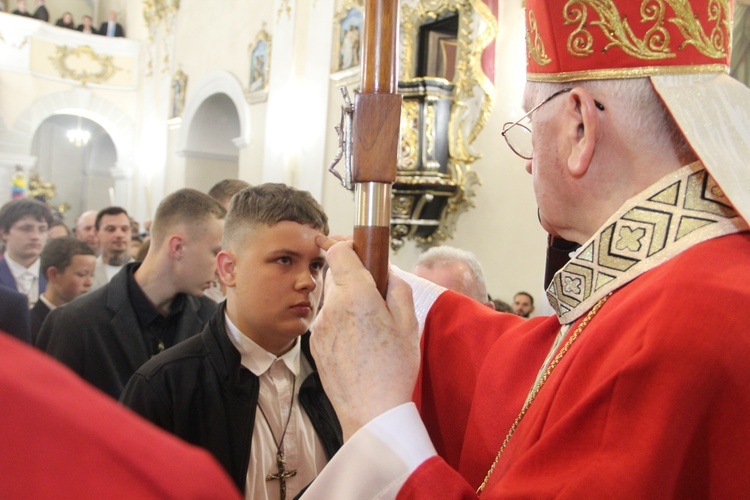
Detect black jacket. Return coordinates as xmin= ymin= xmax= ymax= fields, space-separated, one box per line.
xmin=36 ymin=263 xmax=216 ymax=399
xmin=120 ymin=304 xmax=342 ymax=493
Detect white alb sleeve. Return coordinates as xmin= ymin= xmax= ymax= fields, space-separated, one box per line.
xmin=300 ymin=403 xmax=437 ymax=499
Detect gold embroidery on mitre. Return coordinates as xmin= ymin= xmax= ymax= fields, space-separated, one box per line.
xmin=562 ymin=0 xmax=729 ymax=61
xmin=527 ymin=10 xmax=552 ymax=66
xmin=669 ymin=0 xmax=730 ymax=58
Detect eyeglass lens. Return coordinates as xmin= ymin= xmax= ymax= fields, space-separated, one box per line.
xmin=503 ymin=118 xmax=533 ymax=160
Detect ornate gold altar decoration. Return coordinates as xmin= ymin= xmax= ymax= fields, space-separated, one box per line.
xmin=391 ymin=0 xmax=497 ymax=250
xmin=143 ymin=0 xmax=180 ymax=75
xmin=28 ymin=173 xmax=70 ymax=216
xmin=49 ymin=45 xmax=120 ymax=85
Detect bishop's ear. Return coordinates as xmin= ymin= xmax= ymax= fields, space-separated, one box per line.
xmin=566 ymin=87 xmax=601 ymax=178
xmin=216 ymin=251 xmax=236 ymax=287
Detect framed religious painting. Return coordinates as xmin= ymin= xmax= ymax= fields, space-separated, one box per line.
xmin=170 ymin=70 xmax=188 ymax=119
xmin=247 ymin=27 xmax=272 ymax=103
xmin=330 ymin=0 xmax=364 ymax=82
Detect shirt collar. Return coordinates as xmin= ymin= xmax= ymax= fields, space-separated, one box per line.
xmin=3 ymin=252 xmax=40 ymax=278
xmin=39 ymin=294 xmax=56 ymax=310
xmin=224 ymin=313 xmax=301 ymax=378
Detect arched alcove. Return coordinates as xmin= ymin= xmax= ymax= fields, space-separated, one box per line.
xmin=181 ymin=93 xmax=241 ymax=191
xmin=31 ymin=114 xmax=116 ymax=219
xmin=177 ymin=71 xmax=249 ymax=191
xmin=7 ymin=89 xmax=136 ymax=212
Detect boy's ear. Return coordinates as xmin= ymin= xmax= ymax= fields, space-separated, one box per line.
xmin=566 ymin=87 xmax=599 ymax=178
xmin=168 ymin=235 xmax=185 ymax=259
xmin=216 ymin=251 xmax=236 ymax=287
xmin=46 ymin=266 xmax=60 ymax=282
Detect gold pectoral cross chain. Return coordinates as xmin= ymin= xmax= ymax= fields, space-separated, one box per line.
xmin=266 ymin=451 xmax=297 ymax=500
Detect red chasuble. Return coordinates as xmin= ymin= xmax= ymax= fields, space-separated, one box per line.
xmin=403 ymin=166 xmax=750 ymax=498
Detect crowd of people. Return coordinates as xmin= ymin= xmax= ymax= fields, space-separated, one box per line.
xmin=1 ymin=0 xmax=749 ymax=497
xmin=7 ymin=0 xmax=124 ymax=37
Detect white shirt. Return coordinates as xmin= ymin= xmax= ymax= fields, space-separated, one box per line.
xmin=225 ymin=314 xmax=328 ymax=500
xmin=3 ymin=252 xmax=41 ymax=308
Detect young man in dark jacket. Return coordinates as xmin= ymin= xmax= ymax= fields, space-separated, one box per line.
xmin=121 ymin=183 xmax=341 ymax=499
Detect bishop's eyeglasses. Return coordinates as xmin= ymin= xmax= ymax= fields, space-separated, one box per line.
xmin=501 ymin=88 xmax=605 ymax=160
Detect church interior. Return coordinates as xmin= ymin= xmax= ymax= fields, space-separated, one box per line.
xmin=1 ymin=0 xmax=748 ymax=314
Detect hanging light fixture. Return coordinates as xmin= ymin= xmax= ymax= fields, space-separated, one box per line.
xmin=67 ymin=115 xmax=91 ymax=147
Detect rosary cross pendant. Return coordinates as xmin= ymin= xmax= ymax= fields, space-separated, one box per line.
xmin=266 ymin=451 xmax=297 ymax=500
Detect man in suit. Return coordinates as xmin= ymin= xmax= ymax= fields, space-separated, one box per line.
xmin=0 ymin=198 xmax=53 ymax=308
xmin=0 ymin=285 xmax=31 ymax=343
xmin=37 ymin=189 xmax=226 ymax=399
xmin=31 ymin=0 xmax=47 ymax=21
xmin=99 ymin=10 xmax=124 ymax=37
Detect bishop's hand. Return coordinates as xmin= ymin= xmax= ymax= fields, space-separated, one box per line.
xmin=311 ymin=235 xmax=420 ymax=441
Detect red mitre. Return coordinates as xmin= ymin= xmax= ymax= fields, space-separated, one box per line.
xmin=525 ymin=0 xmax=733 ymax=82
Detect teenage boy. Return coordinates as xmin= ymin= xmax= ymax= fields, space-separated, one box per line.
xmin=0 ymin=199 xmax=54 ymax=308
xmin=37 ymin=189 xmax=225 ymax=399
xmin=30 ymin=237 xmax=96 ymax=342
xmin=121 ymin=183 xmax=342 ymax=499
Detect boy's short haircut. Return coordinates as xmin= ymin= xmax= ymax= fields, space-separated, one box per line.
xmin=207 ymin=179 xmax=251 ymax=206
xmin=0 ymin=199 xmax=54 ymax=233
xmin=223 ymin=183 xmax=329 ymax=249
xmin=95 ymin=207 xmax=129 ymax=231
xmin=41 ymin=237 xmax=96 ymax=277
xmin=150 ymin=189 xmax=227 ymax=247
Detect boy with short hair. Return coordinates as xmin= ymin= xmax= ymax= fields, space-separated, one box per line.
xmin=121 ymin=183 xmax=342 ymax=499
xmin=0 ymin=199 xmax=54 ymax=308
xmin=37 ymin=189 xmax=225 ymax=399
xmin=31 ymin=237 xmax=96 ymax=342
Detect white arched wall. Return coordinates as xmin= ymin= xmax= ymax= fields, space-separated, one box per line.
xmin=10 ymin=88 xmax=137 ymax=209
xmin=177 ymin=70 xmax=251 ymax=153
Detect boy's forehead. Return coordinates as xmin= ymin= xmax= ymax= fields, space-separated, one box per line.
xmin=236 ymin=220 xmax=323 ymax=247
xmin=12 ymin=215 xmax=48 ymax=227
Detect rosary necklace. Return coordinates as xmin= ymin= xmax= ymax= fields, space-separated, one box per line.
xmin=256 ymin=376 xmax=298 ymax=500
xmin=476 ymin=293 xmax=611 ymax=494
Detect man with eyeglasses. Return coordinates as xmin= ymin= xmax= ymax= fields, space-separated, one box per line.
xmin=302 ymin=0 xmax=750 ymax=498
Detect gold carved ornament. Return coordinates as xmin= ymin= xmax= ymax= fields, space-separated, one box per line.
xmin=396 ymin=0 xmax=494 ymax=247
xmin=49 ymin=45 xmax=120 ymax=85
xmin=400 ymin=0 xmax=497 ymax=160
xmin=562 ymin=0 xmax=730 ymax=60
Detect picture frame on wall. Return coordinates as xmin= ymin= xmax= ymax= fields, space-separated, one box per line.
xmin=170 ymin=70 xmax=188 ymax=119
xmin=331 ymin=0 xmax=363 ymax=82
xmin=247 ymin=27 xmax=272 ymax=103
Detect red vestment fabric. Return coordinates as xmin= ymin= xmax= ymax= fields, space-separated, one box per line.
xmin=0 ymin=332 xmax=240 ymax=499
xmin=403 ymin=233 xmax=750 ymax=498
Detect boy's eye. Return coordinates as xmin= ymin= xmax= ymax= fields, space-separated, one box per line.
xmin=310 ymin=261 xmax=325 ymax=272
xmin=277 ymin=256 xmax=292 ymax=265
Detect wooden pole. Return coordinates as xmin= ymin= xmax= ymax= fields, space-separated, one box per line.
xmin=351 ymin=0 xmax=401 ymax=297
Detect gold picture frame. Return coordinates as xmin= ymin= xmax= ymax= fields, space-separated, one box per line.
xmin=330 ymin=0 xmax=364 ymax=82
xmin=170 ymin=70 xmax=187 ymax=119
xmin=247 ymin=27 xmax=272 ymax=103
